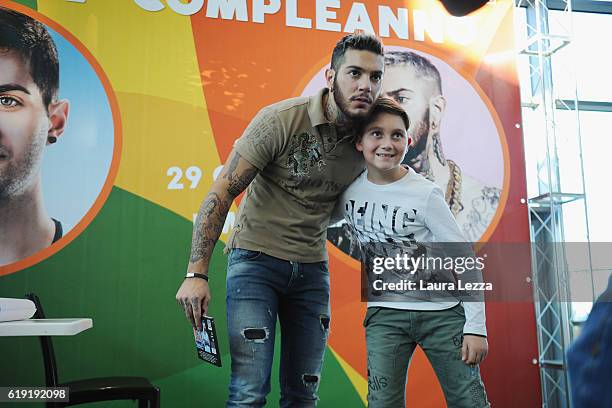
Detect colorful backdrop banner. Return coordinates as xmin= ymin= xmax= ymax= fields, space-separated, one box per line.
xmin=0 ymin=1 xmax=540 ymax=406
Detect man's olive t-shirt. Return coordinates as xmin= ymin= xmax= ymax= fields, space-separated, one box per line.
xmin=227 ymin=88 xmax=364 ymax=262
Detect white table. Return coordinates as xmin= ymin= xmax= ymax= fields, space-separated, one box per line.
xmin=0 ymin=318 xmax=93 ymax=336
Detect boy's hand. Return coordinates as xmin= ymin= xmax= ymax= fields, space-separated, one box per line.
xmin=461 ymin=335 xmax=488 ymax=366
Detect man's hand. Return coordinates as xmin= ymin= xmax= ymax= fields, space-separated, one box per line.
xmin=176 ymin=278 xmax=210 ymax=331
xmin=461 ymin=335 xmax=488 ymax=366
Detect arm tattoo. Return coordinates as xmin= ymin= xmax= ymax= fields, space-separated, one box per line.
xmin=227 ymin=168 xmax=258 ymax=197
xmin=223 ymin=152 xmax=259 ymax=197
xmin=190 ymin=192 xmax=231 ymax=263
xmin=224 ymin=152 xmax=240 ymax=182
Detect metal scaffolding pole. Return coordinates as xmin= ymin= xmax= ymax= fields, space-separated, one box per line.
xmin=514 ymin=0 xmax=593 ymax=406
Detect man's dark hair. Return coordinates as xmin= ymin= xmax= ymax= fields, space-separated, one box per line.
xmin=330 ymin=33 xmax=384 ymax=72
xmin=356 ymin=97 xmax=410 ymax=141
xmin=385 ymin=51 xmax=442 ymax=94
xmin=0 ymin=6 xmax=59 ymax=107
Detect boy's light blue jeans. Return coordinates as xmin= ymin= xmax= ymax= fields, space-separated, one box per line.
xmin=226 ymin=248 xmax=330 ymax=408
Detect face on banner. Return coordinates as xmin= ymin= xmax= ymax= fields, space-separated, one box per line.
xmin=0 ymin=6 xmax=120 ymax=273
xmin=0 ymin=50 xmax=55 ymax=203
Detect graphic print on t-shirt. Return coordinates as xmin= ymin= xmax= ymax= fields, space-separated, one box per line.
xmin=345 ymin=198 xmax=419 ymax=247
xmin=343 ymin=198 xmax=433 ymax=291
xmin=286 ymin=132 xmax=325 ymax=177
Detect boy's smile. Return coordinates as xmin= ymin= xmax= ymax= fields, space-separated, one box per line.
xmin=375 ymin=152 xmax=397 ymax=159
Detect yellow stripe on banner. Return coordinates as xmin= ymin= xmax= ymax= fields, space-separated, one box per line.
xmin=37 ymin=1 xmax=229 ymax=230
xmin=37 ymin=1 xmax=206 ymax=108
xmin=329 ymin=346 xmax=368 ymax=406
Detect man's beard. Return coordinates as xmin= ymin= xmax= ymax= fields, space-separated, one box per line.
xmin=403 ymin=108 xmax=430 ymax=164
xmin=332 ymin=77 xmax=370 ymax=127
xmin=0 ymin=134 xmax=45 ymax=203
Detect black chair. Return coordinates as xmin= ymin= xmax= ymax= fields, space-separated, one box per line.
xmin=24 ymin=293 xmax=160 ymax=408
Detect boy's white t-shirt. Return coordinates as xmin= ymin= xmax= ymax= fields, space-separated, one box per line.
xmin=337 ymin=167 xmax=487 ymax=336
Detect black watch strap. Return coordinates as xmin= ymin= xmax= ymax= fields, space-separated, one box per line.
xmin=185 ymin=272 xmax=209 ymax=281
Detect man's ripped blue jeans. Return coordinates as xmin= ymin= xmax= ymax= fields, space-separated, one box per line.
xmin=226 ymin=248 xmax=330 ymax=408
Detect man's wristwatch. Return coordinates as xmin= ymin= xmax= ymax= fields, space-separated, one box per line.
xmin=185 ymin=272 xmax=209 ymax=281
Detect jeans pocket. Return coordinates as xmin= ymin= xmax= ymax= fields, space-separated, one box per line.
xmin=363 ymin=307 xmax=382 ymax=328
xmin=228 ymin=248 xmax=262 ymax=267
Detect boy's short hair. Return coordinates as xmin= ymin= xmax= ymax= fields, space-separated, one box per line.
xmin=330 ymin=32 xmax=384 ymax=72
xmin=356 ymin=97 xmax=410 ymax=141
xmin=0 ymin=6 xmax=59 ymax=107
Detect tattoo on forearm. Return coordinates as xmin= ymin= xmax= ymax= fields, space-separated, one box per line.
xmin=227 ymin=168 xmax=257 ymax=196
xmin=223 ymin=152 xmax=258 ymax=197
xmin=190 ymin=192 xmax=231 ymax=263
xmin=224 ymin=152 xmax=240 ymax=182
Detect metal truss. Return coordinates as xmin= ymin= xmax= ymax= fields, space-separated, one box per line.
xmin=514 ymin=0 xmax=593 ymax=407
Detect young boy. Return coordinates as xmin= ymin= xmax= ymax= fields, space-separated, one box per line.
xmin=337 ymin=98 xmax=490 ymax=407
